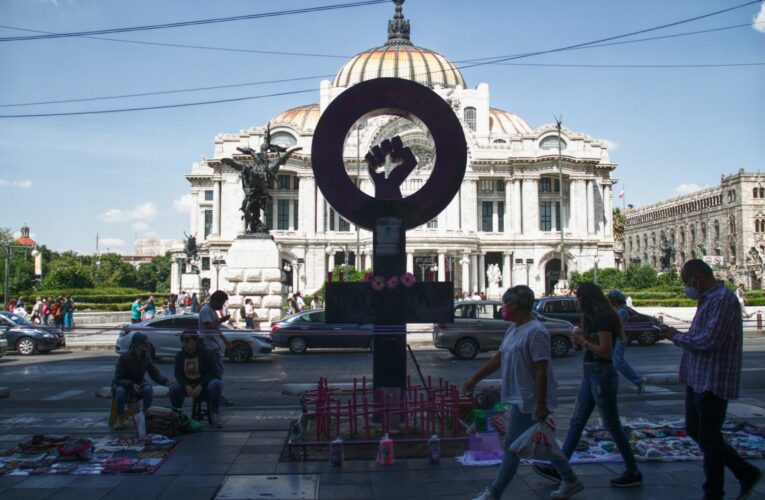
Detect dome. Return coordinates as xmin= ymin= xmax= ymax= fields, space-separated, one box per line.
xmin=271 ymin=103 xmax=320 ymax=131
xmin=333 ymin=0 xmax=465 ymax=89
xmin=489 ymin=108 xmax=532 ymax=135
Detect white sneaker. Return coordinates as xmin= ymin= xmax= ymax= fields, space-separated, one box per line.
xmin=551 ymin=479 xmax=585 ymax=499
xmin=471 ymin=487 xmax=496 ymax=500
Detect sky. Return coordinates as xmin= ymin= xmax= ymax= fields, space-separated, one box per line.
xmin=0 ymin=0 xmax=763 ymax=254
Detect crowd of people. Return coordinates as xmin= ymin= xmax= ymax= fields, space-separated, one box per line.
xmin=285 ymin=291 xmax=321 ymax=316
xmin=6 ymin=295 xmax=76 ymax=330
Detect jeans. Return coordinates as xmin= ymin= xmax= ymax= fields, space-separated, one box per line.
xmin=63 ymin=312 xmax=72 ymax=330
xmin=114 ymin=383 xmax=153 ymax=417
xmin=169 ymin=380 xmax=223 ymax=414
xmin=488 ymin=405 xmax=575 ymax=498
xmin=685 ymin=387 xmax=758 ymax=499
xmin=562 ymin=363 xmax=639 ymax=472
xmin=245 ymin=317 xmax=254 ymax=329
xmin=613 ymin=339 xmax=643 ymax=387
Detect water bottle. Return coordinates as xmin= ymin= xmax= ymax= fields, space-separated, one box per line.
xmin=376 ymin=433 xmax=394 ymax=465
xmin=329 ymin=436 xmax=343 ymax=466
xmin=428 ymin=434 xmax=441 ymax=465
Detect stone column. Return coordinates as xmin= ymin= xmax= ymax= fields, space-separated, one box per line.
xmin=470 ymin=254 xmax=478 ymax=293
xmin=316 ymin=194 xmax=325 ymax=233
xmin=604 ymin=182 xmax=613 ymax=238
xmin=406 ymin=252 xmax=414 ymax=274
xmin=478 ymin=253 xmax=486 ymax=293
xmin=505 ymin=180 xmax=512 ymax=233
xmin=327 ymin=252 xmax=335 ymax=272
xmin=438 ymin=253 xmax=445 ymax=281
xmin=463 ymin=179 xmax=478 ymax=232
xmin=288 ymin=198 xmax=295 ymax=231
xmin=299 ymin=176 xmax=316 ymax=236
xmin=587 ymin=179 xmax=596 ymax=235
xmin=513 ymin=179 xmax=522 ymax=234
xmin=190 ymin=189 xmax=200 ymax=237
xmin=292 ymin=261 xmax=299 ymax=291
xmin=522 ymin=177 xmax=539 ymax=235
xmin=503 ymin=253 xmax=512 ymax=288
xmin=272 ymin=198 xmax=279 ymax=230
xmin=213 ymin=177 xmax=222 ymax=236
xmin=492 ymin=202 xmax=499 ymax=233
xmin=171 ymin=259 xmax=180 ymax=294
xmin=461 ymin=254 xmax=470 ymax=295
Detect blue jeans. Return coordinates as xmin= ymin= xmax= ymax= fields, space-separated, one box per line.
xmin=114 ymin=383 xmax=153 ymax=417
xmin=613 ymin=339 xmax=643 ymax=387
xmin=169 ymin=379 xmax=223 ymax=414
xmin=562 ymin=363 xmax=638 ymax=472
xmin=489 ymin=405 xmax=576 ymax=498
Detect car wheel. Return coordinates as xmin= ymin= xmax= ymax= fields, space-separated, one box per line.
xmin=288 ymin=336 xmax=307 ymax=354
xmin=455 ymin=338 xmax=478 ymax=360
xmin=551 ymin=336 xmax=571 ymax=358
xmin=228 ymin=341 xmax=252 ymax=363
xmin=637 ymin=330 xmax=657 ymax=346
xmin=16 ymin=337 xmax=37 ymax=356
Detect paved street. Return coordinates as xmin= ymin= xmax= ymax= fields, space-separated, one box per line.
xmin=0 ymin=340 xmax=763 ymax=499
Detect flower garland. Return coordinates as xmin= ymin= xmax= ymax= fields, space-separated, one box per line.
xmin=368 ymin=272 xmax=417 ymax=291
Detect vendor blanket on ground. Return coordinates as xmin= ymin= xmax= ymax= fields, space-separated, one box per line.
xmin=0 ymin=434 xmax=177 ymax=475
xmin=456 ymin=419 xmax=765 ymax=467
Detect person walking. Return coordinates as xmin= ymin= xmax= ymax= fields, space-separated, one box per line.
xmin=465 ymin=286 xmax=584 ymax=500
xmin=41 ymin=297 xmax=50 ymax=326
xmin=130 ymin=297 xmax=144 ymax=324
xmin=167 ymin=294 xmax=177 ymax=316
xmin=51 ymin=297 xmax=64 ymax=329
xmin=63 ymin=295 xmax=75 ymax=331
xmin=198 ymin=290 xmax=233 ymax=406
xmin=662 ymin=260 xmax=762 ymax=500
xmin=607 ymin=290 xmax=646 ymax=394
xmin=735 ymin=284 xmax=747 ymax=319
xmin=534 ymin=282 xmax=643 ymax=489
xmin=31 ymin=297 xmax=43 ymax=324
xmin=243 ymin=298 xmax=255 ymax=329
xmin=190 ymin=293 xmax=199 ymax=314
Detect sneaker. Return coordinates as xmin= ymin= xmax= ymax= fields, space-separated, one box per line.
xmin=534 ymin=464 xmax=562 ymax=483
xmin=209 ymin=413 xmax=223 ymax=429
xmin=611 ymin=470 xmax=643 ymax=488
xmin=637 ymin=379 xmax=646 ymax=395
xmin=551 ymin=479 xmax=585 ymax=500
xmin=470 ymin=488 xmax=496 ymax=500
xmin=737 ymin=468 xmax=763 ymax=500
xmin=113 ymin=417 xmax=125 ymax=430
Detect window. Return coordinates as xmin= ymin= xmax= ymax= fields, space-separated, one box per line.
xmin=201 ymin=257 xmax=210 ymax=270
xmin=277 ymin=199 xmax=289 ymax=230
xmin=540 ymin=201 xmax=552 ymax=231
xmin=271 ymin=131 xmax=297 ymax=148
xmin=464 ymin=107 xmax=477 ymax=131
xmin=498 ymin=201 xmax=505 ymax=232
xmin=540 ymin=136 xmax=567 ymax=151
xmin=263 ymin=202 xmax=273 ymax=230
xmin=477 ymin=306 xmax=494 ymax=319
xmin=204 ymin=210 xmax=213 ymax=238
xmin=555 ymin=201 xmax=561 ymax=231
xmin=278 ymin=175 xmax=291 ymax=190
xmin=293 ymin=200 xmax=299 ymax=230
xmin=496 ymin=180 xmax=505 ymax=192
xmin=329 ymin=208 xmax=336 ymax=231
xmin=539 ymin=178 xmax=552 ymax=193
xmin=293 ymin=177 xmax=300 ymax=190
xmin=455 ymin=304 xmax=475 ymax=319
xmin=427 ymin=218 xmax=438 ymax=229
xmin=482 ymin=201 xmax=493 ymax=232
xmin=479 ymin=179 xmax=495 ymax=192
xmin=339 ymin=217 xmax=350 ymax=232
xmin=493 ymin=139 xmax=507 ymax=144
xmin=760 ymin=188 xmax=764 ymax=198
xmin=204 ymin=190 xmax=213 ymax=201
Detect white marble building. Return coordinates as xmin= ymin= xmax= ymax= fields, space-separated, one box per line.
xmin=173 ymin=1 xmax=617 ymax=298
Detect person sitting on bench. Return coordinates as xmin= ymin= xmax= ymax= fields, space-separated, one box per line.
xmin=169 ymin=330 xmax=223 ymax=428
xmin=112 ymin=333 xmax=170 ymax=430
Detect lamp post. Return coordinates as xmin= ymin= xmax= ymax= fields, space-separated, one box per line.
xmin=430 ymin=264 xmax=439 ymax=283
xmin=282 ymin=262 xmax=292 ymax=293
xmin=416 ymin=260 xmax=435 ymax=282
xmin=525 ymin=258 xmax=534 ymax=286
xmin=211 ymin=251 xmax=226 ymax=292
xmin=295 ymin=258 xmax=304 ymax=293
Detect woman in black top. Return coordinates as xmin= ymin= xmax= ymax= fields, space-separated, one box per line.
xmin=534 ymin=282 xmax=643 ymax=488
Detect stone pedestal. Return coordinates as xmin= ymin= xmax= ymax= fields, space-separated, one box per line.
xmin=223 ymin=235 xmax=285 ymax=327
xmin=486 ymin=285 xmax=502 ymax=300
xmin=180 ymin=273 xmax=203 ymax=297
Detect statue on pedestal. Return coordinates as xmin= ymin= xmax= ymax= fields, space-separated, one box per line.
xmin=183 ymin=232 xmax=199 ymax=273
xmin=222 ymin=123 xmax=301 ymax=233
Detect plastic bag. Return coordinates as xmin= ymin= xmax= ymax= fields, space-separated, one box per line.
xmin=509 ymin=419 xmax=565 ymax=461
xmin=134 ymin=410 xmax=147 ymax=440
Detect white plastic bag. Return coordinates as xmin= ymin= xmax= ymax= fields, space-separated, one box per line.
xmin=134 ymin=410 xmax=147 ymax=440
xmin=509 ymin=418 xmax=565 ymax=461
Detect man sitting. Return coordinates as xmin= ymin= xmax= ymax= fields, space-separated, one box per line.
xmin=112 ymin=333 xmax=170 ymax=430
xmin=169 ymin=330 xmax=223 ymax=428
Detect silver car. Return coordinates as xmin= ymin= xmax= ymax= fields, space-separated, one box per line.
xmin=114 ymin=314 xmax=272 ymax=363
xmin=433 ymin=300 xmax=574 ymax=360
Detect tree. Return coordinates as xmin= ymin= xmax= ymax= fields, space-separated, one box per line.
xmin=613 ymin=207 xmax=626 ymax=242
xmin=91 ymin=253 xmax=137 ymax=288
xmin=135 ymin=255 xmax=172 ymax=293
xmin=625 ymin=264 xmax=658 ymax=289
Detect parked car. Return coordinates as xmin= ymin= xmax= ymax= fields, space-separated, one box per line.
xmin=532 ymin=296 xmax=664 ymax=345
xmin=0 ymin=311 xmax=66 ymax=355
xmin=270 ymin=309 xmax=373 ymax=354
xmin=433 ymin=300 xmax=574 ymax=360
xmin=114 ymin=314 xmax=273 ymax=363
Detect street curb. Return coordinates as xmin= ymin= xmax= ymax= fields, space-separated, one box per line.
xmin=65 ymin=340 xmax=440 ymax=352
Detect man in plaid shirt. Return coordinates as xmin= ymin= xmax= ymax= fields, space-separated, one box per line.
xmin=663 ymin=259 xmax=762 ymax=500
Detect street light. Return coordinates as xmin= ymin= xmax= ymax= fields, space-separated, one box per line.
xmin=212 ymin=251 xmax=226 ymax=292
xmin=416 ymin=260 xmax=435 ymax=282
xmin=295 ymin=258 xmax=304 ymax=293
xmin=282 ymin=262 xmax=292 ymax=293
xmin=430 ymin=264 xmax=439 ymax=283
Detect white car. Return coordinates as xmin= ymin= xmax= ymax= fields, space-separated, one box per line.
xmin=114 ymin=314 xmax=272 ymax=363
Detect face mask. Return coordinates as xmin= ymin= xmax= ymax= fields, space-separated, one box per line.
xmin=502 ymin=305 xmax=514 ymax=322
xmin=684 ymin=285 xmax=701 ymax=300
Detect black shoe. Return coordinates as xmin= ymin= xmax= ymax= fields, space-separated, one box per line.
xmin=737 ymin=468 xmax=763 ymax=500
xmin=221 ymin=397 xmax=234 ymax=407
xmin=533 ymin=464 xmax=562 ymax=483
xmin=611 ymin=470 xmax=643 ymax=488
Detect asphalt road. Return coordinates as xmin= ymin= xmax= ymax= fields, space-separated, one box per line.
xmin=1 ymin=340 xmax=764 ymax=416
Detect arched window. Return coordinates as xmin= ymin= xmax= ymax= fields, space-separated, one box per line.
xmin=464 ymin=107 xmax=477 ymax=131
xmin=756 ymin=220 xmax=760 ymax=233
xmin=540 ymin=136 xmax=567 ymax=151
xmin=760 ymin=188 xmax=764 ymax=198
xmin=492 ymin=139 xmax=507 ymax=144
xmin=754 ymin=188 xmax=758 ymax=198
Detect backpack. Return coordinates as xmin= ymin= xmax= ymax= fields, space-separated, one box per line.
xmin=240 ymin=305 xmax=247 ymax=318
xmin=185 ymin=296 xmax=191 ymax=306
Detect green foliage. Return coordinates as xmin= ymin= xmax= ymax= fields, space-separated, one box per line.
xmin=135 ymin=255 xmax=172 ymax=293
xmin=91 ymin=253 xmax=138 ymax=288
xmin=42 ymin=258 xmax=94 ymax=289
xmin=625 ymin=264 xmax=657 ymax=289
xmin=314 ymin=266 xmax=371 ymax=303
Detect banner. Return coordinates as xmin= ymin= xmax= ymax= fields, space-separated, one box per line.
xmin=34 ymin=253 xmax=42 ymax=276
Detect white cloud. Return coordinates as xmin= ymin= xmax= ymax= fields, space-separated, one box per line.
xmin=0 ymin=179 xmax=32 ymax=189
xmin=754 ymin=4 xmax=765 ymax=33
xmin=98 ymin=202 xmax=157 ymax=223
xmin=173 ymin=194 xmax=194 ymax=214
xmin=99 ymin=238 xmax=126 ymax=248
xmin=131 ymin=222 xmax=150 ymax=232
xmin=674 ymin=183 xmax=709 ymax=196
xmin=602 ymin=140 xmax=618 ymax=151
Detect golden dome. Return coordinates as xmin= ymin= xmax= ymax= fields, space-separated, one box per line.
xmin=271 ymin=103 xmax=320 ymax=131
xmin=489 ymin=108 xmax=532 ymax=135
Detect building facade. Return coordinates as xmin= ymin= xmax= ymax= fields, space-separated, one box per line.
xmin=175 ymin=2 xmax=618 ymax=298
xmin=624 ymin=170 xmax=765 ymax=288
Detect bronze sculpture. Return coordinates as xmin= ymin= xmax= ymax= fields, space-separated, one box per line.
xmin=222 ymin=123 xmax=301 ymax=233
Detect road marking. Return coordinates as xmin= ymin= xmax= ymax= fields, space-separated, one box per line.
xmin=43 ymin=389 xmax=85 ymax=401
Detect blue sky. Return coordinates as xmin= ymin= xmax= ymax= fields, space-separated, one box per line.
xmin=1 ymin=0 xmax=763 ymax=254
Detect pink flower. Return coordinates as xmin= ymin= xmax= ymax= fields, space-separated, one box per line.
xmin=363 ymin=272 xmax=374 ymax=283
xmin=400 ymin=272 xmax=416 ymax=288
xmin=371 ymin=275 xmax=387 ymax=291
xmin=386 ymin=275 xmax=400 ymax=290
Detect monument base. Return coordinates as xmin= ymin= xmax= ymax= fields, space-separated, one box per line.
xmin=180 ymin=273 xmax=203 ymax=297
xmin=486 ymin=285 xmax=502 ymax=300
xmin=222 ymin=236 xmax=285 ymax=327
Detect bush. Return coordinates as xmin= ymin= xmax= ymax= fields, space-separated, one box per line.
xmin=625 ymin=265 xmax=657 ymax=289
xmin=314 ymin=266 xmax=372 ymax=303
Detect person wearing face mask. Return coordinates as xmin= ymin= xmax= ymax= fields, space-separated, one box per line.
xmin=662 ymin=260 xmax=762 ymax=500
xmin=465 ymin=286 xmax=583 ymax=500
xmin=111 ymin=333 xmax=170 ymax=430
